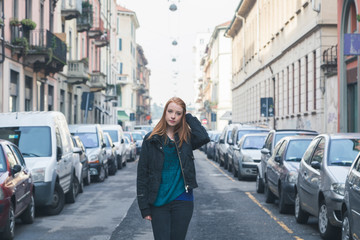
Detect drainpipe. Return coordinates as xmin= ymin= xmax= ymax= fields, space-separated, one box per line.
xmin=0 ymin=0 xmax=4 ymax=64
xmin=235 ymin=12 xmax=246 ymax=74
xmin=257 ymin=1 xmax=260 ymax=62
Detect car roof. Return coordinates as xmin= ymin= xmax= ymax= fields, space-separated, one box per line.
xmin=281 ymin=135 xmax=317 ymax=141
xmin=320 ymin=133 xmax=360 ymax=139
xmin=272 ymin=129 xmax=318 ymax=134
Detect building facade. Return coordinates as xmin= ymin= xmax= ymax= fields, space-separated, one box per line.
xmin=226 ymin=0 xmax=338 ymax=133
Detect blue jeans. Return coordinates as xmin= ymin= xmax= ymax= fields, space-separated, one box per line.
xmin=150 ymin=200 xmax=194 ymax=240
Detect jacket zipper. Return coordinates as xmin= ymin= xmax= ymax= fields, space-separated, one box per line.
xmin=174 ymin=140 xmax=189 ymax=193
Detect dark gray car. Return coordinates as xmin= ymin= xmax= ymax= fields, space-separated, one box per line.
xmin=295 ymin=133 xmax=360 ymax=239
xmin=264 ymin=135 xmax=315 ymax=213
xmin=341 ymin=152 xmax=360 ymax=240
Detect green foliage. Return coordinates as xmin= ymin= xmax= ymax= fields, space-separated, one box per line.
xmin=0 ymin=19 xmax=3 ymax=26
xmin=12 ymin=37 xmax=29 ymax=54
xmin=21 ymin=19 xmax=37 ymax=30
xmin=357 ymin=14 xmax=360 ymax=22
xmin=10 ymin=18 xmax=21 ymax=26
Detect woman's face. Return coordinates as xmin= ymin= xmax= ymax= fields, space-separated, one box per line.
xmin=165 ymin=102 xmax=183 ymax=128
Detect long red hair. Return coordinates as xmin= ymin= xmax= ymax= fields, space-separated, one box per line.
xmin=148 ymin=97 xmax=190 ymax=147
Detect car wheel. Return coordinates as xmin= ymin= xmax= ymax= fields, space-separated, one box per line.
xmin=232 ymin=164 xmax=237 ymax=177
xmin=105 ymin=163 xmax=109 ymax=178
xmin=294 ymin=191 xmax=309 ymax=224
xmin=117 ymin=155 xmax=122 ymax=169
xmin=1 ymin=203 xmax=15 ymax=240
xmin=97 ymin=165 xmax=106 ymax=182
xmin=79 ymin=177 xmax=84 ymax=193
xmin=341 ymin=210 xmax=351 ymax=240
xmin=256 ymin=173 xmax=264 ymax=193
xmin=21 ymin=195 xmax=35 ymax=224
xmin=278 ymin=186 xmax=289 ymax=214
xmin=264 ymin=180 xmax=276 ymax=203
xmin=65 ymin=174 xmax=79 ymax=204
xmin=123 ymin=157 xmax=127 ymax=167
xmin=109 ymin=160 xmax=117 ymax=176
xmin=45 ymin=182 xmax=65 ymax=215
xmin=318 ymin=200 xmax=339 ymax=239
xmin=84 ymin=169 xmax=91 ymax=186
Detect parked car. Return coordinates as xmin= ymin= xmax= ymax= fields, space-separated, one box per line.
xmin=0 ymin=111 xmax=83 ymax=215
xmin=123 ymin=136 xmax=136 ymax=162
xmin=72 ymin=136 xmax=91 ymax=187
xmin=295 ymin=133 xmax=360 ymax=239
xmin=101 ymin=124 xmax=127 ymax=169
xmin=0 ymin=140 xmax=35 ymax=240
xmin=341 ymin=151 xmax=360 ymax=240
xmin=232 ymin=133 xmax=268 ymax=180
xmin=226 ymin=124 xmax=269 ymax=172
xmin=130 ymin=131 xmax=143 ymax=155
xmin=103 ymin=132 xmax=118 ymax=175
xmin=123 ymin=132 xmax=136 ymax=161
xmin=207 ymin=132 xmax=221 ymax=159
xmin=133 ymin=125 xmax=153 ymax=134
xmin=69 ymin=124 xmax=108 ymax=182
xmin=264 ymin=135 xmax=315 ymax=213
xmin=257 ymin=129 xmax=318 ymax=193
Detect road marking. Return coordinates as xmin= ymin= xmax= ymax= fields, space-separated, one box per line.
xmin=245 ymin=192 xmax=304 ymax=240
xmin=205 ymin=158 xmax=235 ymax=182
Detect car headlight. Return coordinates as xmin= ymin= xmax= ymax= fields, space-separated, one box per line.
xmin=331 ymin=183 xmax=345 ymax=196
xmin=242 ymin=155 xmax=253 ymax=162
xmin=89 ymin=154 xmax=99 ymax=163
xmin=31 ymin=167 xmax=46 ymax=183
xmin=286 ymin=171 xmax=298 ymax=183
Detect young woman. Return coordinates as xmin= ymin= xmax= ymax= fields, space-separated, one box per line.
xmin=137 ymin=97 xmax=210 ymax=240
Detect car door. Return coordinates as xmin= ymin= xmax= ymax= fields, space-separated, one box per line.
xmin=349 ymin=157 xmax=360 ymax=237
xmin=261 ymin=132 xmax=273 ymax=179
xmin=267 ymin=140 xmax=286 ymax=195
xmin=299 ymin=137 xmax=325 ymax=215
xmin=56 ymin=127 xmax=71 ymax=191
xmin=3 ymin=144 xmax=28 ymax=213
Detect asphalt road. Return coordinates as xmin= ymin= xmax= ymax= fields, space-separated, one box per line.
xmin=14 ymin=150 xmax=322 ymax=240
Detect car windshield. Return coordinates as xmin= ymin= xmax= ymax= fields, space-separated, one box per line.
xmin=0 ymin=126 xmax=52 ymax=157
xmin=132 ymin=133 xmax=143 ymax=141
xmin=328 ymin=139 xmax=360 ymax=166
xmin=104 ymin=130 xmax=118 ymax=143
xmin=285 ymin=139 xmax=312 ymax=162
xmin=0 ymin=147 xmax=6 ymax=172
xmin=274 ymin=133 xmax=314 ymax=146
xmin=237 ymin=130 xmax=268 ymax=141
xmin=104 ymin=135 xmax=111 ymax=147
xmin=74 ymin=133 xmax=99 ymax=148
xmin=124 ymin=137 xmax=130 ymax=144
xmin=242 ymin=135 xmax=266 ymax=149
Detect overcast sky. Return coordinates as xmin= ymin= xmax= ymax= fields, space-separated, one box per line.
xmin=117 ymin=0 xmax=240 ymax=106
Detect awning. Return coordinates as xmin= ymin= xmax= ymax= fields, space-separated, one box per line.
xmin=117 ymin=110 xmax=129 ymax=121
xmin=220 ymin=111 xmax=232 ymax=120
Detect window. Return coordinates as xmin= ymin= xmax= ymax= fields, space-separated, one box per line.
xmin=305 ymin=56 xmax=308 ymax=111
xmin=4 ymin=145 xmax=18 ymax=168
xmin=310 ymin=138 xmax=325 ymax=165
xmin=25 ymin=76 xmax=32 ymax=111
xmin=118 ymin=38 xmax=122 ymax=51
xmin=119 ymin=62 xmax=123 ymax=74
xmin=68 ymin=92 xmax=72 ymax=123
xmin=10 ymin=144 xmax=26 ymax=166
xmin=298 ymin=59 xmax=301 ymax=112
xmin=10 ymin=70 xmax=19 ymax=112
xmin=60 ymin=89 xmax=65 ymax=114
xmin=26 ymin=0 xmax=32 ymax=19
xmin=74 ymin=94 xmax=78 ymax=123
xmin=48 ymin=85 xmax=54 ymax=111
xmin=37 ymin=80 xmax=45 ymax=111
xmin=313 ymin=51 xmax=317 ymax=110
xmin=13 ymin=0 xmax=18 ymax=18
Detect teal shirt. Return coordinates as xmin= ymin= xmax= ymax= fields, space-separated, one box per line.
xmin=153 ymin=139 xmax=185 ymax=206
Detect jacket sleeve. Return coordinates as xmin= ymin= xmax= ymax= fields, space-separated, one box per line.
xmin=136 ymin=137 xmax=151 ymax=218
xmin=185 ymin=113 xmax=210 ymax=150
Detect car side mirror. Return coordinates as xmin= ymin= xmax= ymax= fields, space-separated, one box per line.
xmin=219 ymin=139 xmax=224 ymax=144
xmin=261 ymin=148 xmax=270 ymax=155
xmin=11 ymin=164 xmax=22 ymax=176
xmin=121 ymin=139 xmax=124 ymax=144
xmin=228 ymin=139 xmax=233 ymax=145
xmin=311 ymin=161 xmax=321 ymax=170
xmin=274 ymin=155 xmax=282 ymax=163
xmin=102 ymin=143 xmax=106 ymax=148
xmin=57 ymin=146 xmax=62 ymax=161
xmin=233 ymin=146 xmax=240 ymax=151
xmin=73 ymin=147 xmax=82 ymax=154
xmin=112 ymin=144 xmax=115 ymax=148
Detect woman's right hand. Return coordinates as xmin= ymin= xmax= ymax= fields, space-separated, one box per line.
xmin=144 ymin=215 xmax=152 ymax=221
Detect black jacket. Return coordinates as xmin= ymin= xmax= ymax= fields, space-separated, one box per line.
xmin=136 ymin=114 xmax=210 ymax=218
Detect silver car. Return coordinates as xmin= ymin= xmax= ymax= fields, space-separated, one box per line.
xmin=341 ymin=152 xmax=360 ymax=240
xmin=295 ymin=133 xmax=360 ymax=239
xmin=232 ymin=133 xmax=267 ymax=180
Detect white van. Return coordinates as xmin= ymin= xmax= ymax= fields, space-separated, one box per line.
xmin=0 ymin=111 xmax=83 ymax=215
xmin=101 ymin=124 xmax=126 ymax=169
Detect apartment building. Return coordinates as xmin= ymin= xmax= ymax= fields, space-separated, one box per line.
xmin=226 ymin=0 xmax=338 ymax=133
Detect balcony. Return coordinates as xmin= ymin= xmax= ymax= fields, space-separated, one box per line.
xmin=61 ymin=0 xmax=82 ymax=21
xmin=89 ymin=17 xmax=104 ymax=38
xmin=94 ymin=30 xmax=109 ymax=47
xmin=321 ymin=44 xmax=337 ymax=77
xmin=24 ymin=30 xmax=67 ymax=75
xmin=90 ymin=71 xmax=106 ymax=91
xmin=105 ymin=86 xmax=118 ymax=102
xmin=137 ymin=83 xmax=147 ymax=94
xmin=116 ymin=74 xmax=131 ymax=85
xmin=77 ymin=3 xmax=93 ymax=32
xmin=136 ymin=105 xmax=147 ymax=115
xmin=67 ymin=59 xmax=90 ymax=84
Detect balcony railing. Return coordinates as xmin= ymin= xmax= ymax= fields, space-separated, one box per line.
xmin=321 ymin=44 xmax=337 ymax=77
xmin=67 ymin=59 xmax=89 ymax=84
xmin=62 ymin=0 xmax=82 ymax=20
xmin=90 ymin=71 xmax=106 ymax=91
xmin=77 ymin=3 xmax=93 ymax=32
xmin=94 ymin=30 xmax=109 ymax=47
xmin=24 ymin=30 xmax=67 ymax=74
xmin=89 ymin=17 xmax=104 ymax=38
xmin=116 ymin=74 xmax=131 ymax=85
